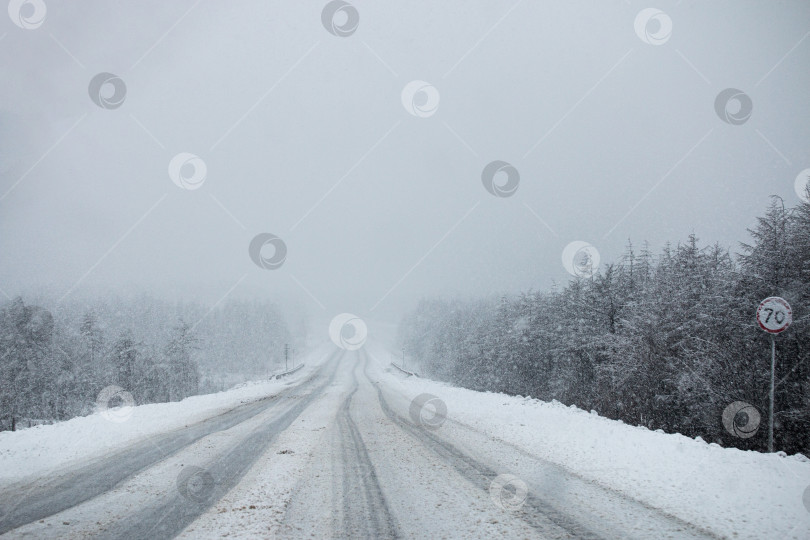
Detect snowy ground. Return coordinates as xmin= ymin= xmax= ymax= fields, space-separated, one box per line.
xmin=1 ymin=339 xmax=808 ymax=539
xmin=0 ymin=342 xmax=333 ymax=485
xmin=363 ymin=341 xmax=810 ymax=540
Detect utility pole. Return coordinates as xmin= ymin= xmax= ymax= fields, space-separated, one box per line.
xmin=402 ymin=347 xmax=405 ymax=371
xmin=284 ymin=343 xmax=289 ymax=372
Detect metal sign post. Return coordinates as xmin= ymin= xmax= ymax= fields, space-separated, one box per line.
xmin=756 ymin=296 xmax=793 ymax=453
xmin=769 ymin=334 xmax=775 ymax=453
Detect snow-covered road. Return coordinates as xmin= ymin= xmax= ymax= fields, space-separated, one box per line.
xmin=1 ymin=344 xmax=808 ymax=539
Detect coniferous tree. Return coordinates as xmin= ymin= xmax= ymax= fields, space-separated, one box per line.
xmin=398 ymin=196 xmax=810 ymax=455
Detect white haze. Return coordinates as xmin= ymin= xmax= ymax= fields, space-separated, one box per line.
xmin=1 ymin=0 xmax=809 ymax=322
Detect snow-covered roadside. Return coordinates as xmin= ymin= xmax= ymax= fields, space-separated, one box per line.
xmin=0 ymin=342 xmax=335 ymax=484
xmin=365 ymin=341 xmax=810 ymax=540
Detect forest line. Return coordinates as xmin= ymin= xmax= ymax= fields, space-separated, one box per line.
xmin=399 ymin=196 xmax=810 ymax=455
xmin=0 ymin=298 xmax=295 ymax=431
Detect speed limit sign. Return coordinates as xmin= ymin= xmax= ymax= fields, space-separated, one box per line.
xmin=756 ymin=297 xmax=793 ymax=334
xmin=757 ymin=296 xmax=793 ymax=452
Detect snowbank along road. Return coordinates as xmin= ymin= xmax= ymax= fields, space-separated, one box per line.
xmin=1 ymin=347 xmax=732 ymax=538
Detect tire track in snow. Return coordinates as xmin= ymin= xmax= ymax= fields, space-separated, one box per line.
xmin=363 ymin=350 xmax=603 ymax=540
xmin=333 ymin=357 xmax=400 ymax=539
xmin=97 ymin=350 xmax=345 ymax=540
xmin=0 ymin=350 xmax=342 ymax=536
xmin=364 ymin=351 xmax=719 ymax=540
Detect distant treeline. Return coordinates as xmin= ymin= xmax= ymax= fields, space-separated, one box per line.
xmin=0 ymin=297 xmax=295 ymax=431
xmin=400 ymin=196 xmax=810 ymax=455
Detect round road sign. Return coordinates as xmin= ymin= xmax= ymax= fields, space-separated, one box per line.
xmin=756 ymin=297 xmax=792 ymax=334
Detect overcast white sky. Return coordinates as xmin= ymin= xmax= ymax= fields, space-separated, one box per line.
xmin=1 ymin=0 xmax=809 ymax=322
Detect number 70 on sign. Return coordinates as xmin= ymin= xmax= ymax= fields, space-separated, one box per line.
xmin=756 ymin=297 xmax=793 ymax=334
